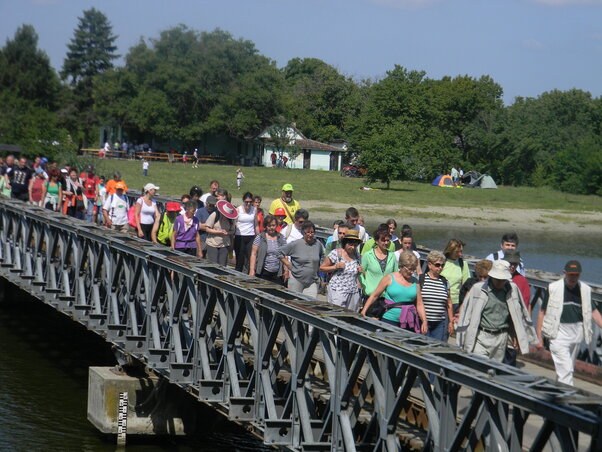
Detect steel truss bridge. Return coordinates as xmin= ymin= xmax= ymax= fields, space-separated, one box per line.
xmin=0 ymin=197 xmax=600 ymax=452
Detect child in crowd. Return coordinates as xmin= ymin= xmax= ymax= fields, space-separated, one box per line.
xmin=236 ymin=168 xmax=244 ymax=190
xmin=142 ymin=159 xmax=149 ymax=176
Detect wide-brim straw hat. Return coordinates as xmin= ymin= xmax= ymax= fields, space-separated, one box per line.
xmin=216 ymin=200 xmax=238 ymax=220
xmin=342 ymin=229 xmax=362 ymax=242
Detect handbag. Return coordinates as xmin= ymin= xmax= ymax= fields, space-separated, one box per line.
xmin=75 ymin=195 xmax=86 ymax=210
xmin=365 ymin=297 xmax=406 ymax=319
xmin=365 ymin=297 xmax=387 ymax=318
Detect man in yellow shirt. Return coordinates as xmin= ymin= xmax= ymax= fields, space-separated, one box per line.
xmin=269 ymin=183 xmax=300 ymax=225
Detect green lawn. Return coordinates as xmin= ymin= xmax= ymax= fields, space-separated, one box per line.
xmin=91 ymin=158 xmax=601 ymax=212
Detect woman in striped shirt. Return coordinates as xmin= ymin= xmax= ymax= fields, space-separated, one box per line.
xmin=421 ymin=250 xmax=454 ymax=342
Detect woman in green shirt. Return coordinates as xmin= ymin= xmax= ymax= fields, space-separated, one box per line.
xmin=359 ymin=227 xmax=398 ymax=299
xmin=440 ymin=238 xmax=471 ymax=317
xmin=41 ymin=169 xmax=63 ymax=212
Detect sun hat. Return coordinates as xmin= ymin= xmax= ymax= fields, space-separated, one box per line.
xmin=216 ymin=200 xmax=238 ymax=220
xmin=165 ymin=201 xmax=180 ymax=212
xmin=503 ymin=250 xmax=521 ymax=265
xmin=115 ymin=182 xmax=126 ymax=190
xmin=144 ymin=183 xmax=159 ymax=192
xmin=281 ymin=183 xmax=294 ymax=191
xmin=564 ymin=260 xmax=582 ymax=274
xmin=488 ymin=260 xmax=512 ymax=280
xmin=274 ymin=207 xmax=287 ymax=216
xmin=342 ymin=229 xmax=362 ymax=242
xmin=206 ymin=195 xmax=217 ymax=205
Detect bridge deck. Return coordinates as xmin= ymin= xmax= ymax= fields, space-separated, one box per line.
xmin=0 ymin=197 xmax=600 ymax=452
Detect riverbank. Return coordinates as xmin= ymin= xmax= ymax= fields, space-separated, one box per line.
xmin=300 ymin=200 xmax=602 ymax=235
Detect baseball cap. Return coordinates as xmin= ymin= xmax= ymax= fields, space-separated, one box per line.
xmin=115 ymin=182 xmax=126 ymax=190
xmin=503 ymin=250 xmax=521 ymax=265
xmin=144 ymin=183 xmax=160 ymax=192
xmin=165 ymin=201 xmax=180 ymax=212
xmin=281 ymin=183 xmax=294 ymax=191
xmin=564 ymin=260 xmax=582 ymax=274
xmin=274 ymin=207 xmax=286 ymax=216
xmin=206 ymin=195 xmax=217 ymax=205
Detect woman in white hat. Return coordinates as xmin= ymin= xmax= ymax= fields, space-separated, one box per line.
xmin=205 ymin=200 xmax=238 ymax=266
xmin=135 ymin=183 xmax=161 ymax=241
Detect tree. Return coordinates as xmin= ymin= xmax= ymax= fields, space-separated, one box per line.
xmin=351 ymin=65 xmax=456 ymax=185
xmin=0 ymin=25 xmax=61 ymax=109
xmin=283 ymin=58 xmax=361 ymax=142
xmin=265 ymin=117 xmax=301 ymax=163
xmin=359 ymin=121 xmax=457 ymax=188
xmin=61 ymin=8 xmax=118 ymax=146
xmin=94 ymin=26 xmax=285 ymax=145
xmin=0 ymin=25 xmax=73 ymax=159
xmin=0 ymin=90 xmax=76 ymax=159
xmin=431 ymin=75 xmax=503 ymax=159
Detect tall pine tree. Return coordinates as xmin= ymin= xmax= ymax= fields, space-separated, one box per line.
xmin=61 ymin=8 xmax=118 ymax=147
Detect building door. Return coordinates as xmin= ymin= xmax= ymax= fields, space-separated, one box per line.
xmin=303 ymin=149 xmax=311 ymax=169
xmin=329 ymin=152 xmax=339 ymax=171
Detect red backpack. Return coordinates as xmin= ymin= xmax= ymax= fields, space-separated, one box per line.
xmin=127 ymin=200 xmax=138 ymax=227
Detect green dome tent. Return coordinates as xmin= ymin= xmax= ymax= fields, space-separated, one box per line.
xmin=465 ymin=173 xmax=498 ymax=189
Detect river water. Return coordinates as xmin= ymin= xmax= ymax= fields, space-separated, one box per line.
xmin=0 ymin=290 xmax=268 ymax=451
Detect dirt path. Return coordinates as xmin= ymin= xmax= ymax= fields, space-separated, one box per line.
xmin=265 ymin=199 xmax=602 ymax=235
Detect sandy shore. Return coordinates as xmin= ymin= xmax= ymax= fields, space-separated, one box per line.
xmin=269 ymin=199 xmax=602 ymax=235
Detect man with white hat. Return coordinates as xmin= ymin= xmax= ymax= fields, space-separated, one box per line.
xmin=457 ymin=260 xmax=536 ymax=362
xmin=536 ymin=260 xmax=602 ymax=385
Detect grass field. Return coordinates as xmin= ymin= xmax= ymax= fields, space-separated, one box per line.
xmin=91 ymin=158 xmax=601 ymax=212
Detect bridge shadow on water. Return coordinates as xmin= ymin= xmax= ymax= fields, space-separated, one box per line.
xmin=0 ymin=280 xmax=271 ymax=451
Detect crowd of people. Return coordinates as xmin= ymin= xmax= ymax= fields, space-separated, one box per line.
xmin=1 ymin=154 xmax=601 ymax=387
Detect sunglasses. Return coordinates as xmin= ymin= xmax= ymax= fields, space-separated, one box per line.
xmin=431 ymin=263 xmax=444 ymax=268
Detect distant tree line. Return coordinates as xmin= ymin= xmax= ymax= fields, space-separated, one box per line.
xmin=0 ymin=8 xmax=601 ymax=195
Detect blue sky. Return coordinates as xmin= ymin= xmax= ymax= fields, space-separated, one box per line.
xmin=1 ymin=0 xmax=602 ymax=104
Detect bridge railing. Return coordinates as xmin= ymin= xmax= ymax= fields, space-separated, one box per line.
xmin=2 ymin=198 xmax=601 ymax=451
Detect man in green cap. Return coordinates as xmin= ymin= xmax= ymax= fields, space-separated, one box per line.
xmin=269 ymin=183 xmax=300 ymax=225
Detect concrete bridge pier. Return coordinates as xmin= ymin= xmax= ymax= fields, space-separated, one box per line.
xmin=87 ymin=366 xmax=198 ymax=442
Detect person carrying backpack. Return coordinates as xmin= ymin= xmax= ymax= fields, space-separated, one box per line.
xmin=420 ymin=250 xmax=454 ymax=342
xmin=152 ymin=201 xmax=181 ymax=246
xmin=102 ymin=182 xmax=130 ymax=232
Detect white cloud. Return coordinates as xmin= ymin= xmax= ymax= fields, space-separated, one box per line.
xmin=523 ymin=38 xmax=544 ymax=49
xmin=365 ymin=0 xmax=441 ymax=10
xmin=526 ymin=0 xmax=602 ymax=6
